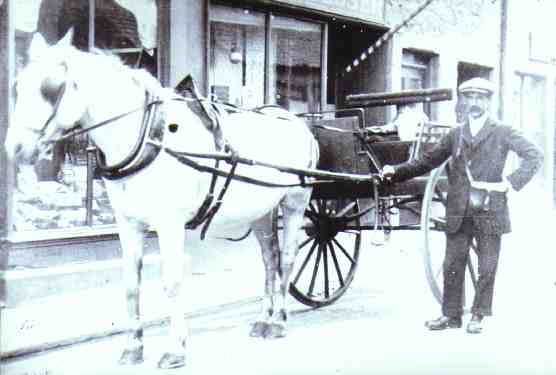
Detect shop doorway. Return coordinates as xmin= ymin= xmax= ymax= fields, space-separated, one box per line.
xmin=328 ymin=21 xmax=388 ymax=123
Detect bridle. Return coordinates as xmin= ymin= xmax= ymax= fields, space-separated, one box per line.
xmin=29 ymin=76 xmax=165 ymax=145
xmin=29 ymin=80 xmax=68 ymax=143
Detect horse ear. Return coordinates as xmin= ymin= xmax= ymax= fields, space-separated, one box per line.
xmin=28 ymin=32 xmax=49 ymax=61
xmin=57 ymin=27 xmax=74 ymax=48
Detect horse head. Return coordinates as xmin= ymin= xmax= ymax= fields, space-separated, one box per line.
xmin=5 ymin=29 xmax=88 ymax=164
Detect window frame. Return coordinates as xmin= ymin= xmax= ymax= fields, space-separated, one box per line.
xmin=401 ymin=48 xmax=438 ymax=120
xmin=208 ymin=1 xmax=327 ymax=111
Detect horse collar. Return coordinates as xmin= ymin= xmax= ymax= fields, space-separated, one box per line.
xmin=96 ymin=92 xmax=165 ymax=180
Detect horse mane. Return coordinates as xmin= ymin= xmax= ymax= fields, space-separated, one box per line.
xmin=72 ymin=47 xmax=172 ymax=98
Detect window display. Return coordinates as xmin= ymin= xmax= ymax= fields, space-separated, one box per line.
xmin=209 ymin=4 xmax=323 ymax=113
xmin=270 ymin=16 xmax=322 ymax=113
xmin=11 ymin=0 xmax=157 ymax=233
xmin=209 ymin=5 xmax=266 ymax=107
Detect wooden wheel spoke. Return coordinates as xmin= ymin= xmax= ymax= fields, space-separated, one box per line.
xmin=327 ymin=241 xmax=345 ymax=288
xmin=289 ymin=198 xmax=362 ymax=307
xmin=331 ymin=237 xmax=356 ymax=265
xmin=308 ymin=202 xmax=319 ymax=216
xmin=322 ymin=242 xmax=330 ymax=298
xmin=308 ymin=244 xmax=324 ymax=296
xmin=292 ymin=240 xmax=318 ymax=285
xmin=304 ymin=212 xmax=321 ymax=227
xmin=317 ymin=199 xmax=326 ymax=214
xmin=333 ymin=201 xmax=357 ymax=218
xmin=298 ymin=235 xmax=315 ymax=250
xmin=341 ymin=229 xmax=361 ymax=235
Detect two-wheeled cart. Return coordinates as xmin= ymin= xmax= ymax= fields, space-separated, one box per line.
xmin=287 ymin=88 xmax=479 ymax=310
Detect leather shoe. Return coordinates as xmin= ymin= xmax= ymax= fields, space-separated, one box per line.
xmin=466 ymin=314 xmax=483 ymax=334
xmin=425 ymin=316 xmax=462 ymax=330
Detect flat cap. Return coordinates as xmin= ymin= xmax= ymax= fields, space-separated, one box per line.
xmin=458 ymin=77 xmax=496 ymax=96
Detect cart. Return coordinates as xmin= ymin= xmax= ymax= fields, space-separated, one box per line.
xmin=287 ymin=88 xmax=479 ymax=310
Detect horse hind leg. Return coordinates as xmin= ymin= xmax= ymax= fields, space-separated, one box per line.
xmin=266 ymin=188 xmax=311 ymax=339
xmin=117 ymin=216 xmax=147 ymax=365
xmin=250 ymin=209 xmax=279 ymax=338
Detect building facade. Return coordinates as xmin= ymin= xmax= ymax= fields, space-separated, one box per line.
xmin=0 ymin=0 xmax=392 ymax=305
xmin=1 ymin=0 xmax=554 ymax=306
xmin=379 ymin=0 xmax=554 ymax=203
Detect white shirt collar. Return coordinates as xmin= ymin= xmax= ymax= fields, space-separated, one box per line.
xmin=468 ymin=112 xmax=488 ymax=137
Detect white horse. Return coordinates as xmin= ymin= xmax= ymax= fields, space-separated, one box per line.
xmin=5 ymin=31 xmax=319 ymax=369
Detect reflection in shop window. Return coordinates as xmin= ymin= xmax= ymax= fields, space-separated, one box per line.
xmin=11 ymin=0 xmax=157 ymax=232
xmin=270 ymin=16 xmax=322 ymax=113
xmin=209 ymin=5 xmax=265 ymax=108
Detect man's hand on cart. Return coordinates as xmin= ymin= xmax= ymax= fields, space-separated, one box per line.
xmin=380 ymin=165 xmax=395 ymax=181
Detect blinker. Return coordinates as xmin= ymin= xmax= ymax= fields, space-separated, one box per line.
xmin=40 ymin=62 xmax=68 ymax=105
xmin=40 ymin=75 xmax=65 ymax=105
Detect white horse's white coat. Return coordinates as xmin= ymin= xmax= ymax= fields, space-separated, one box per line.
xmin=5 ymin=31 xmax=318 ymax=369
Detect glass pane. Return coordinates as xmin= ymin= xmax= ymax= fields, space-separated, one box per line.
xmin=11 ymin=0 xmax=115 ymax=231
xmin=209 ymin=5 xmax=265 ymax=107
xmin=112 ymin=0 xmax=158 ymax=74
xmin=270 ymin=16 xmax=322 ymax=113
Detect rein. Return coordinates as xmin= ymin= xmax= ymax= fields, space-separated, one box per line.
xmin=54 ymin=99 xmax=165 ymax=143
xmin=36 ymin=81 xmax=68 ymax=138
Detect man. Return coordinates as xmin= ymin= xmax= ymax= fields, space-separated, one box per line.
xmin=382 ymin=77 xmax=543 ymax=334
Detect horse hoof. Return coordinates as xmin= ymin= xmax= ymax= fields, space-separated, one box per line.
xmin=118 ymin=346 xmax=144 ymax=365
xmin=264 ymin=323 xmax=286 ymax=339
xmin=157 ymin=353 xmax=186 ymax=369
xmin=249 ymin=321 xmax=269 ymax=338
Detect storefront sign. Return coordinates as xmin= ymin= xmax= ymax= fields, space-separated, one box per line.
xmin=271 ymin=0 xmax=384 ymax=24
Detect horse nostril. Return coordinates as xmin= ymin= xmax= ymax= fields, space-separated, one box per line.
xmin=168 ymin=123 xmax=179 ymax=133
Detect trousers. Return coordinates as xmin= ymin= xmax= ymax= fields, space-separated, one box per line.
xmin=442 ymin=215 xmax=502 ymax=318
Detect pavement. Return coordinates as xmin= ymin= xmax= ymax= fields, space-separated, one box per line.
xmin=0 ymin=234 xmax=266 ymax=359
xmin=1 ymin=187 xmax=555 ymax=361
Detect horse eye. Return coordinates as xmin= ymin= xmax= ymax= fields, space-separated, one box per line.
xmin=168 ymin=123 xmax=179 ymax=133
xmin=40 ymin=76 xmax=64 ymax=104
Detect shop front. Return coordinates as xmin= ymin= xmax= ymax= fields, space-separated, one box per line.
xmin=0 ymin=0 xmax=389 ymax=305
xmin=0 ymin=0 xmax=163 ymax=306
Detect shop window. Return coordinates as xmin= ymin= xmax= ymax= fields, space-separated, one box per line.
xmin=10 ymin=0 xmax=158 ymax=233
xmin=269 ymin=16 xmax=322 ymax=113
xmin=209 ymin=5 xmax=265 ymax=107
xmin=209 ymin=4 xmax=323 ymax=113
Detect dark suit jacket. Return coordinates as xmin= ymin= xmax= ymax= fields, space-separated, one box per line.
xmin=392 ymin=117 xmax=543 ymax=234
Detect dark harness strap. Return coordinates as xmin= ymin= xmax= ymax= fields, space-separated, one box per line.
xmin=184 ymin=147 xmax=240 ymax=239
xmin=165 ymin=148 xmax=321 ymax=188
xmin=96 ymin=93 xmax=164 ymax=180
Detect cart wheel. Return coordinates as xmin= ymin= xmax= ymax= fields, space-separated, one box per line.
xmin=289 ymin=198 xmax=362 ymax=307
xmin=420 ymin=161 xmax=478 ymax=309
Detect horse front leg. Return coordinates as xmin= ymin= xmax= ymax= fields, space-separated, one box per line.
xmin=155 ymin=216 xmax=189 ymax=369
xmin=117 ymin=216 xmax=147 ymax=365
xmin=250 ymin=210 xmax=279 ymax=338
xmin=266 ymin=190 xmax=311 ymax=339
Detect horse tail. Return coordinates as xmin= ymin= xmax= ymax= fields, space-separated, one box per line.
xmin=218 ymin=229 xmax=252 ymax=242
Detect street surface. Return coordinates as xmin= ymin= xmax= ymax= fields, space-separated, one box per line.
xmin=3 ymin=225 xmax=556 ymax=375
